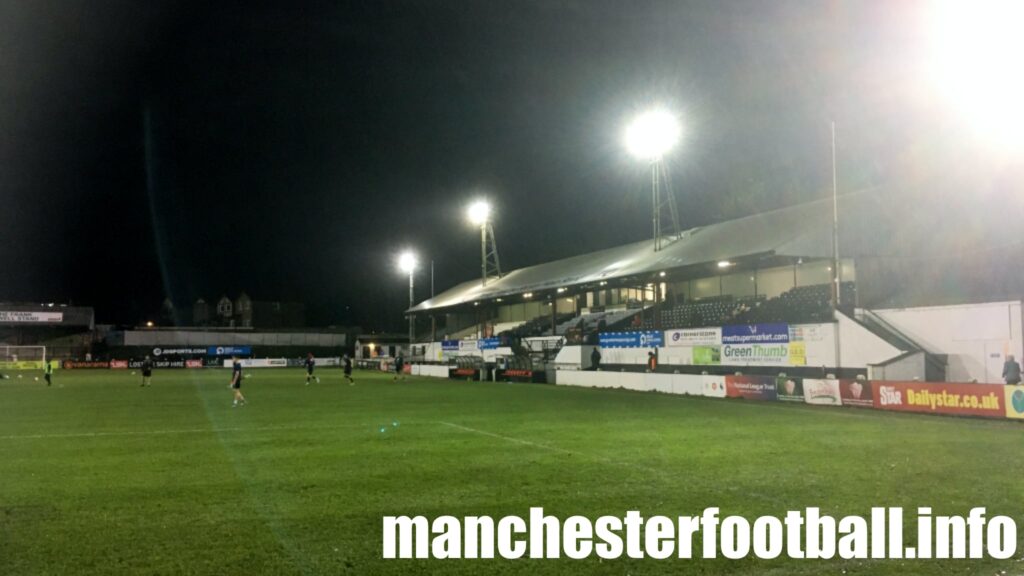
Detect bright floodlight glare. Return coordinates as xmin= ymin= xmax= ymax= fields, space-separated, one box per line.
xmin=467 ymin=200 xmax=491 ymax=226
xmin=398 ymin=251 xmax=417 ymax=274
xmin=926 ymin=0 xmax=1024 ymax=150
xmin=624 ymin=109 xmax=682 ymax=160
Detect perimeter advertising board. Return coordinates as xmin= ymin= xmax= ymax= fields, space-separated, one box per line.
xmin=664 ymin=328 xmax=720 ymax=347
xmin=775 ymin=376 xmax=804 ymax=402
xmin=725 ymin=375 xmax=777 ymax=400
xmin=63 ymin=360 xmax=111 ymax=369
xmin=693 ymin=346 xmax=721 ymax=365
xmin=721 ymin=343 xmax=790 ymax=365
xmin=872 ymin=381 xmax=1004 ymax=419
xmin=598 ymin=331 xmax=663 ymax=349
xmin=1005 ymin=386 xmax=1024 ymax=419
xmin=152 ymin=347 xmax=207 ymax=357
xmin=207 ymin=346 xmax=253 ymax=356
xmin=701 ymin=374 xmax=727 ymax=398
xmin=838 ymin=379 xmax=873 ymax=407
xmin=478 ymin=338 xmax=501 ymax=350
xmin=223 ymin=358 xmax=289 ymax=368
xmin=802 ymin=378 xmax=843 ymax=405
xmin=721 ymin=323 xmax=789 ymax=344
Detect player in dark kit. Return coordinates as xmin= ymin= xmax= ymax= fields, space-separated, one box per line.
xmin=304 ymin=353 xmax=319 ymax=385
xmin=393 ymin=353 xmax=405 ymax=381
xmin=140 ymin=355 xmax=154 ymax=387
xmin=229 ymin=356 xmax=246 ymax=407
xmin=342 ymin=354 xmax=354 ymax=385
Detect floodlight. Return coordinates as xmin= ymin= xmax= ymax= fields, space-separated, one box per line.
xmin=717 ymin=261 xmax=732 ymax=268
xmin=398 ymin=251 xmax=417 ymax=274
xmin=467 ymin=200 xmax=491 ymax=226
xmin=625 ymin=109 xmax=682 ymax=160
xmin=926 ymin=0 xmax=1024 ymax=150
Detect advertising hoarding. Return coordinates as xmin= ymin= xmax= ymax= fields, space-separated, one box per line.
xmin=872 ymin=381 xmax=1004 ymax=418
xmin=664 ymin=328 xmax=721 ymax=347
xmin=721 ymin=343 xmax=789 ymax=365
xmin=802 ymin=378 xmax=843 ymax=405
xmin=692 ymin=346 xmax=721 ymax=365
xmin=722 ymin=323 xmax=789 ymax=345
xmin=701 ymin=375 xmax=727 ymax=398
xmin=598 ymin=331 xmax=664 ymax=349
xmin=725 ymin=375 xmax=778 ymax=400
xmin=775 ymin=376 xmax=804 ymax=402
xmin=1005 ymin=386 xmax=1024 ymax=419
xmin=207 ymin=346 xmax=253 ymax=356
xmin=838 ymin=379 xmax=872 ymax=407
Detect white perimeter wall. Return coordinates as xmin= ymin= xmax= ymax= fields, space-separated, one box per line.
xmin=837 ymin=312 xmax=903 ymax=371
xmin=874 ymin=301 xmax=1024 ymax=383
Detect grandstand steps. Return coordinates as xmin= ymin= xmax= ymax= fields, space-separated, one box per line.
xmin=853 ymin=309 xmax=947 ymax=381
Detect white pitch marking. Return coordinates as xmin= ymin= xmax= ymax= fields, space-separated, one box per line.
xmin=437 ymin=420 xmax=578 ymax=456
xmin=0 ymin=422 xmax=378 ymax=441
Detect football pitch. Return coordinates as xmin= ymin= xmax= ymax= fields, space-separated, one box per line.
xmin=1 ymin=368 xmax=1022 ymax=575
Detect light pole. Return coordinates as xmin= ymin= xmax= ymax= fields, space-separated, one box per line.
xmin=625 ymin=108 xmax=683 ymax=251
xmin=467 ymin=199 xmax=501 ymax=285
xmin=398 ymin=251 xmax=417 ymax=343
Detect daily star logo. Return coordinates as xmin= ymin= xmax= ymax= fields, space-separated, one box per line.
xmin=878 ymin=386 xmax=902 ymax=406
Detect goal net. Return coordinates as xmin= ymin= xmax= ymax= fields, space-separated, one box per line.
xmin=0 ymin=346 xmax=47 ymax=370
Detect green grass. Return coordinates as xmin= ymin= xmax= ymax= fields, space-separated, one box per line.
xmin=1 ymin=368 xmax=1022 ymax=575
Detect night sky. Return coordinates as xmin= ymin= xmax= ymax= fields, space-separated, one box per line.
xmin=2 ymin=1 xmax=1019 ymax=330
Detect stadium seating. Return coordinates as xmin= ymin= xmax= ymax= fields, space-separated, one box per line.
xmin=637 ymin=282 xmax=856 ymax=330
xmin=500 ymin=313 xmax=575 ymax=339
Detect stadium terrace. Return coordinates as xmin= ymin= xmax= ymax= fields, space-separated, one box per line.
xmin=396 ymin=187 xmax=1022 ymax=389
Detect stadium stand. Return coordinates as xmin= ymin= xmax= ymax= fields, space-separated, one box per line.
xmin=638 ymin=282 xmax=855 ymax=330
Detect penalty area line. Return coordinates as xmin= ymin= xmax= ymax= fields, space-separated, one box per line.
xmin=437 ymin=421 xmax=578 ymax=456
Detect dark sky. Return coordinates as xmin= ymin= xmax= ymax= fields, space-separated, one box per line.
xmin=1 ymin=1 xmax=1019 ymax=330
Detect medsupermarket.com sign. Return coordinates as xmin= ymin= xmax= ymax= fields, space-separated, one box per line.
xmin=872 ymin=381 xmax=1004 ymax=419
xmin=722 ymin=323 xmax=789 ymax=344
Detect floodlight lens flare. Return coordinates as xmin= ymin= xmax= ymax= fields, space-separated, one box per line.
xmin=926 ymin=0 xmax=1024 ymax=150
xmin=467 ymin=200 xmax=491 ymax=225
xmin=398 ymin=251 xmax=417 ymax=274
xmin=625 ymin=109 xmax=682 ymax=160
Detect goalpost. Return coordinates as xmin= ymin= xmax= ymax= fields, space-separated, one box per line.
xmin=0 ymin=346 xmax=47 ymax=370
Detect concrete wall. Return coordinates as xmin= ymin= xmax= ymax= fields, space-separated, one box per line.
xmin=874 ymin=301 xmax=1023 ymax=383
xmin=869 ymin=351 xmax=927 ymax=382
xmin=837 ymin=312 xmax=903 ymax=370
